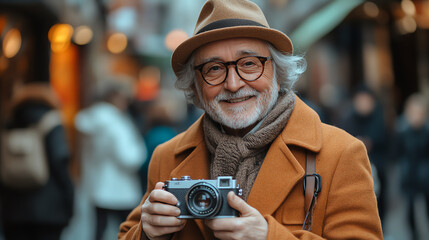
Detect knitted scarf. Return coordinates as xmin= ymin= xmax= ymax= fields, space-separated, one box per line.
xmin=203 ymin=91 xmax=295 ymax=200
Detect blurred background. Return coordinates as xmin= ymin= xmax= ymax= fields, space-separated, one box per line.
xmin=0 ymin=0 xmax=429 ymax=239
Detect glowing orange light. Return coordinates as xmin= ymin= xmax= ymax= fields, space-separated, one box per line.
xmin=165 ymin=29 xmax=189 ymax=51
xmin=136 ymin=66 xmax=161 ymax=101
xmin=3 ymin=28 xmax=21 ymax=58
xmin=48 ymin=24 xmax=74 ymax=53
xmin=107 ymin=32 xmax=128 ymax=54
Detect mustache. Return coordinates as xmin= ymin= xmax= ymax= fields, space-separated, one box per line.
xmin=214 ymin=88 xmax=260 ymax=102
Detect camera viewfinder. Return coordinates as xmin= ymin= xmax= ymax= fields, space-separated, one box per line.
xmin=218 ymin=176 xmax=232 ymax=188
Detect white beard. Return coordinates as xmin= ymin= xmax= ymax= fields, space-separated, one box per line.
xmin=197 ymin=77 xmax=279 ymax=130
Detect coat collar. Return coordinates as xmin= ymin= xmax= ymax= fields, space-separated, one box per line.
xmin=170 ymin=95 xmax=323 ymax=232
xmin=172 ymin=95 xmax=322 ymax=157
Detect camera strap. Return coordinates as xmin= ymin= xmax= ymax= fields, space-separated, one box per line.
xmin=303 ymin=151 xmax=322 ymax=231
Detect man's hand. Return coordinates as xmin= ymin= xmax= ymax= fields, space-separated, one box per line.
xmin=141 ymin=182 xmax=186 ymax=240
xmin=204 ymin=192 xmax=268 ymax=240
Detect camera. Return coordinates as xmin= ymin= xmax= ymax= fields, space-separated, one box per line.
xmin=163 ymin=176 xmax=242 ymax=219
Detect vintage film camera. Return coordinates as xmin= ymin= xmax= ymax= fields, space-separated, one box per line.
xmin=163 ymin=176 xmax=242 ymax=219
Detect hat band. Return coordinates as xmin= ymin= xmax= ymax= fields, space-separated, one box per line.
xmin=196 ymin=18 xmax=266 ymax=35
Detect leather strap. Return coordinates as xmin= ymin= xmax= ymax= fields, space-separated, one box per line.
xmin=305 ymin=151 xmax=316 ymax=213
xmin=303 ymin=151 xmax=320 ymax=230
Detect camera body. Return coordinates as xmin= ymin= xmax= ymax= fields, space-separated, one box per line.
xmin=163 ymin=176 xmax=242 ymax=219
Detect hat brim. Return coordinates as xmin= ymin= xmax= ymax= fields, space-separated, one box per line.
xmin=171 ymin=26 xmax=293 ymax=76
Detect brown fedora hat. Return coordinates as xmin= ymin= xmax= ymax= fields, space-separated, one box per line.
xmin=171 ymin=0 xmax=293 ymax=76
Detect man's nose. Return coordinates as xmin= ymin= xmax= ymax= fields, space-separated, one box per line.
xmin=223 ymin=66 xmax=245 ymax=92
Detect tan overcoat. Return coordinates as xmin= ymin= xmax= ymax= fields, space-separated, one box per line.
xmin=118 ymin=96 xmax=383 ymax=239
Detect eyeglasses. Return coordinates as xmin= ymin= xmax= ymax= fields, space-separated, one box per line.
xmin=194 ymin=56 xmax=272 ymax=86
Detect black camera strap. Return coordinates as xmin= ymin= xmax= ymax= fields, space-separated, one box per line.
xmin=303 ymin=151 xmax=322 ymax=231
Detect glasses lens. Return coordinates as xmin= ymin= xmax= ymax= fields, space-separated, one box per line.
xmin=237 ymin=56 xmax=264 ymax=81
xmin=202 ymin=62 xmax=226 ymax=85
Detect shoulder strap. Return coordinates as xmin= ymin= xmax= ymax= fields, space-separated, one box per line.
xmin=305 ymin=151 xmax=316 ymax=213
xmin=303 ymin=151 xmax=322 ymax=231
xmin=37 ymin=110 xmax=61 ymax=136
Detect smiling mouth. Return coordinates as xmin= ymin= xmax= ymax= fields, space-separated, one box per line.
xmin=223 ymin=96 xmax=253 ymax=103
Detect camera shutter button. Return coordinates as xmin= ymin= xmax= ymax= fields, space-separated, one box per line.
xmin=181 ymin=176 xmax=191 ymax=180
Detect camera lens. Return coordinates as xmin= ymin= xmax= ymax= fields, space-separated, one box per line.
xmin=193 ymin=192 xmax=212 ymax=211
xmin=186 ymin=182 xmax=221 ymax=218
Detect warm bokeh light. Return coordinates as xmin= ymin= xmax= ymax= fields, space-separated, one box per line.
xmin=401 ymin=0 xmax=416 ymax=16
xmin=363 ymin=2 xmax=379 ymax=18
xmin=136 ymin=66 xmax=161 ymax=101
xmin=73 ymin=25 xmax=93 ymax=45
xmin=48 ymin=23 xmax=74 ymax=53
xmin=3 ymin=28 xmax=22 ymax=58
xmin=397 ymin=15 xmax=417 ymax=34
xmin=107 ymin=32 xmax=128 ymax=54
xmin=165 ymin=29 xmax=188 ymax=51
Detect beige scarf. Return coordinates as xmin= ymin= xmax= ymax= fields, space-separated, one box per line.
xmin=204 ymin=91 xmax=295 ymax=200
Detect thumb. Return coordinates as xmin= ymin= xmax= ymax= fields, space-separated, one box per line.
xmin=227 ymin=191 xmax=255 ymax=217
xmin=154 ymin=182 xmax=164 ymax=190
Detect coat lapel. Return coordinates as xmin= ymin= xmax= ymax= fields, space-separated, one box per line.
xmin=167 ymin=96 xmax=322 ymax=238
xmin=247 ymin=96 xmax=323 ymax=215
xmin=247 ymin=136 xmax=305 ymax=215
xmin=168 ymin=118 xmax=212 ymax=239
xmin=170 ymin=116 xmax=210 ymax=180
xmin=169 ymin=142 xmax=210 ymax=180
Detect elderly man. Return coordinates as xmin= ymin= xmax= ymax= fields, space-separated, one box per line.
xmin=118 ymin=0 xmax=383 ymax=239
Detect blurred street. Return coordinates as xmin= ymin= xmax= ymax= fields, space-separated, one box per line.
xmin=1 ymin=0 xmax=429 ymax=239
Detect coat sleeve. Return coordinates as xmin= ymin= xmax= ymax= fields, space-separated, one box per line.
xmin=118 ymin=145 xmax=163 ymax=240
xmin=263 ymin=140 xmax=383 ymax=239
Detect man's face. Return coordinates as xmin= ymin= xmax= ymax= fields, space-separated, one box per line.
xmin=193 ymin=38 xmax=278 ymax=134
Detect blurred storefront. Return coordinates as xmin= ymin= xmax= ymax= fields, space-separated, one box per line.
xmin=0 ymin=0 xmax=102 ymax=177
xmin=1 ymin=0 xmax=429 ymax=239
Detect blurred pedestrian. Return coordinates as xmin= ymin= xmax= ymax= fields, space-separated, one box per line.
xmin=394 ymin=93 xmax=429 ymax=240
xmin=75 ymin=77 xmax=147 ymax=240
xmin=139 ymin=98 xmax=178 ymax=193
xmin=339 ymin=85 xmax=389 ymax=222
xmin=0 ymin=83 xmax=75 ymax=240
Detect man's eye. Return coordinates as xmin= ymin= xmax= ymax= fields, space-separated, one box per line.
xmin=204 ymin=64 xmax=223 ymax=74
xmin=241 ymin=60 xmax=257 ymax=67
xmin=209 ymin=66 xmax=221 ymax=71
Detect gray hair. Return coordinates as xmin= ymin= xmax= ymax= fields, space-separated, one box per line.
xmin=175 ymin=43 xmax=307 ymax=107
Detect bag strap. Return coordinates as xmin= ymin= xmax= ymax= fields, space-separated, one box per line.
xmin=37 ymin=110 xmax=61 ymax=136
xmin=303 ymin=151 xmax=322 ymax=231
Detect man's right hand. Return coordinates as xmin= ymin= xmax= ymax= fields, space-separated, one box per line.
xmin=141 ymin=182 xmax=186 ymax=240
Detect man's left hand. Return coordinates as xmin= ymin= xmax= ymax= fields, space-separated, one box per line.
xmin=204 ymin=191 xmax=268 ymax=240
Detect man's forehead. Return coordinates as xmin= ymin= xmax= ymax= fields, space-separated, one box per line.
xmin=194 ymin=38 xmax=268 ymax=62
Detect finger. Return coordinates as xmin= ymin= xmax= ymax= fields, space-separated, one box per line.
xmin=143 ymin=221 xmax=186 ymax=238
xmin=145 ymin=202 xmax=181 ymax=216
xmin=149 ymin=189 xmax=178 ymax=206
xmin=227 ymin=191 xmax=255 ymax=216
xmin=154 ymin=182 xmax=164 ymax=190
xmin=142 ymin=214 xmax=186 ymax=227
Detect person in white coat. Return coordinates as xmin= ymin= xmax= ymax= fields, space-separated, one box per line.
xmin=75 ymin=78 xmax=147 ymax=240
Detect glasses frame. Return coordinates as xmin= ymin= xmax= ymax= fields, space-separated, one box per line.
xmin=194 ymin=56 xmax=272 ymax=86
